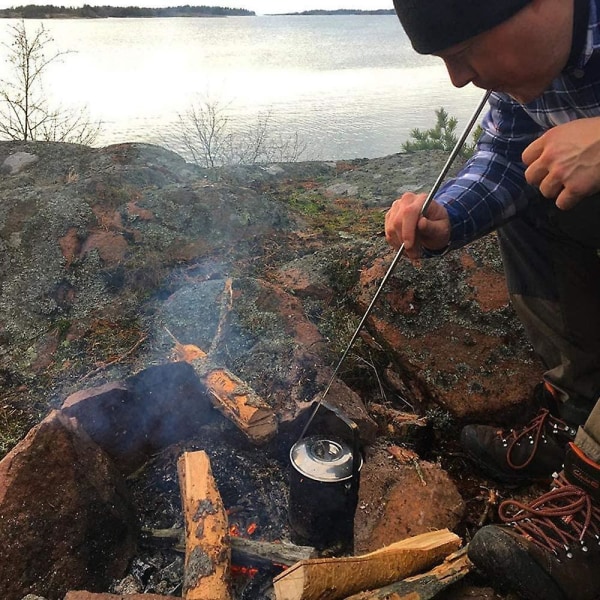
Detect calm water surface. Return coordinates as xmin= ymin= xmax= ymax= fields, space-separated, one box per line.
xmin=0 ymin=16 xmax=484 ymax=161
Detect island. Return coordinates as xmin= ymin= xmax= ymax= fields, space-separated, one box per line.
xmin=0 ymin=5 xmax=255 ymax=18
xmin=0 ymin=5 xmax=397 ymax=19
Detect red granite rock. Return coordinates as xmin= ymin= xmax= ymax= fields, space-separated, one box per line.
xmin=61 ymin=362 xmax=214 ymax=475
xmin=354 ymin=443 xmax=465 ymax=553
xmin=0 ymin=411 xmax=137 ymax=600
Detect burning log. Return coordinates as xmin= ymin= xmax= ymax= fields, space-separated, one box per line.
xmin=342 ymin=547 xmax=471 ymax=599
xmin=177 ymin=450 xmax=232 ymax=600
xmin=272 ymin=529 xmax=461 ymax=600
xmin=198 ymin=365 xmax=278 ymax=444
xmin=166 ymin=326 xmax=278 ymax=445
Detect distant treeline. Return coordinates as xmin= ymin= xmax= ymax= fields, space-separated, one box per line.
xmin=284 ymin=9 xmax=396 ymax=15
xmin=0 ymin=4 xmax=255 ymax=18
xmin=0 ymin=5 xmax=397 ymax=19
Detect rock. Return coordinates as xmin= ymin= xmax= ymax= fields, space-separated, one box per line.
xmin=354 ymin=443 xmax=465 ymax=553
xmin=0 ymin=141 xmax=534 ymax=600
xmin=0 ymin=141 xmax=295 ymax=364
xmin=2 ymin=151 xmax=38 ymax=174
xmin=0 ymin=140 xmax=537 ymax=427
xmin=276 ymin=253 xmax=335 ymax=300
xmin=0 ymin=411 xmax=137 ymax=600
xmin=61 ymin=362 xmax=214 ymax=474
xmin=351 ymin=236 xmax=540 ymax=420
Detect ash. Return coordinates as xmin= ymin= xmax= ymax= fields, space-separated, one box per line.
xmin=112 ymin=419 xmax=291 ymax=599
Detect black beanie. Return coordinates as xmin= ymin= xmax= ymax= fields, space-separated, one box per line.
xmin=393 ymin=0 xmax=532 ymax=54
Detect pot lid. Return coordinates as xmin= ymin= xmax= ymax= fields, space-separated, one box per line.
xmin=290 ymin=435 xmax=362 ymax=482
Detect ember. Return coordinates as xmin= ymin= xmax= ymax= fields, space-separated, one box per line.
xmin=247 ymin=522 xmax=258 ymax=536
xmin=231 ymin=565 xmax=259 ymax=578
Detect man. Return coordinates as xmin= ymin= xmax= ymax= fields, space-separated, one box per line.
xmin=387 ymin=0 xmax=600 ymax=598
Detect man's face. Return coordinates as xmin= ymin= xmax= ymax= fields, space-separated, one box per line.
xmin=433 ymin=0 xmax=572 ymax=103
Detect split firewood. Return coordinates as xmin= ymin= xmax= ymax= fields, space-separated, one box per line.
xmin=272 ymin=529 xmax=461 ymax=600
xmin=165 ymin=329 xmax=278 ymax=445
xmin=199 ymin=365 xmax=278 ymax=444
xmin=166 ymin=326 xmax=208 ymax=362
xmin=143 ymin=527 xmax=317 ymax=567
xmin=177 ymin=451 xmax=232 ymax=600
xmin=164 ymin=278 xmax=277 ymax=444
xmin=342 ymin=547 xmax=471 ymax=600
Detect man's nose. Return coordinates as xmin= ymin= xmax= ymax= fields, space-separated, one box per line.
xmin=443 ymin=58 xmax=476 ymax=88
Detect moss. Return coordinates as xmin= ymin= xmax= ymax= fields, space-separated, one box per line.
xmin=272 ymin=179 xmax=383 ymax=240
xmin=322 ymin=253 xmax=363 ymax=296
xmin=54 ymin=318 xmax=72 ymax=339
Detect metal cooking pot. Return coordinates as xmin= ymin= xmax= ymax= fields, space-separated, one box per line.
xmin=288 ymin=414 xmax=362 ymax=552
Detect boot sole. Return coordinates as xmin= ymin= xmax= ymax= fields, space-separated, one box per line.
xmin=468 ymin=526 xmax=566 ymax=600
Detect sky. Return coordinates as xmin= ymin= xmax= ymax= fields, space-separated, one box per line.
xmin=0 ymin=0 xmax=395 ymax=13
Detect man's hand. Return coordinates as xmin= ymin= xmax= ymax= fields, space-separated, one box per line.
xmin=385 ymin=193 xmax=451 ymax=259
xmin=523 ymin=117 xmax=600 ymax=209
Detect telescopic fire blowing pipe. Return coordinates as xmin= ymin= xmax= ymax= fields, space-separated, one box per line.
xmin=298 ymin=89 xmax=492 ymax=441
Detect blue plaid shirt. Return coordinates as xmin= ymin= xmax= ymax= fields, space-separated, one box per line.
xmin=436 ymin=0 xmax=600 ymax=250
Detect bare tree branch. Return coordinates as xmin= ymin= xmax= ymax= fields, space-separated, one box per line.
xmin=172 ymin=94 xmax=306 ymax=167
xmin=0 ymin=20 xmax=102 ymax=144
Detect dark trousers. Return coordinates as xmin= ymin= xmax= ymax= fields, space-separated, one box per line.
xmin=497 ymin=193 xmax=600 ymax=459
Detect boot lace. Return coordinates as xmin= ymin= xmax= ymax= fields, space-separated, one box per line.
xmin=504 ymin=409 xmax=575 ymax=470
xmin=499 ymin=473 xmax=600 ymax=558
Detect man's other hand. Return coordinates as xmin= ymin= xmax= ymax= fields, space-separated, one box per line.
xmin=523 ymin=117 xmax=600 ymax=209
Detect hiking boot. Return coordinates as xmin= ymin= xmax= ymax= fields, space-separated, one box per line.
xmin=461 ymin=408 xmax=577 ymax=483
xmin=467 ymin=443 xmax=600 ymax=600
xmin=460 ymin=383 xmax=577 ymax=484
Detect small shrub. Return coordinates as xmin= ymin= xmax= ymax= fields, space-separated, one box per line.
xmin=402 ymin=107 xmax=482 ymax=158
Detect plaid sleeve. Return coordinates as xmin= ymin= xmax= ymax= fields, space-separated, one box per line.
xmin=432 ymin=92 xmax=544 ymax=250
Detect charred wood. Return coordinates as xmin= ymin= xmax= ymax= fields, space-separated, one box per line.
xmin=142 ymin=527 xmax=316 ymax=568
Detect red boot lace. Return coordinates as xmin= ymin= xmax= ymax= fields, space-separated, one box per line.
xmin=505 ymin=409 xmax=575 ymax=470
xmin=498 ymin=473 xmax=600 ymax=557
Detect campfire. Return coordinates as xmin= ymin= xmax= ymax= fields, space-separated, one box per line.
xmin=0 ymin=277 xmax=474 ymax=600
xmin=0 ymin=361 xmax=469 ymax=600
xmin=120 ymin=387 xmax=467 ymax=600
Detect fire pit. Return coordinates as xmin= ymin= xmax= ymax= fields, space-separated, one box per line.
xmin=120 ymin=420 xmax=292 ymax=599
